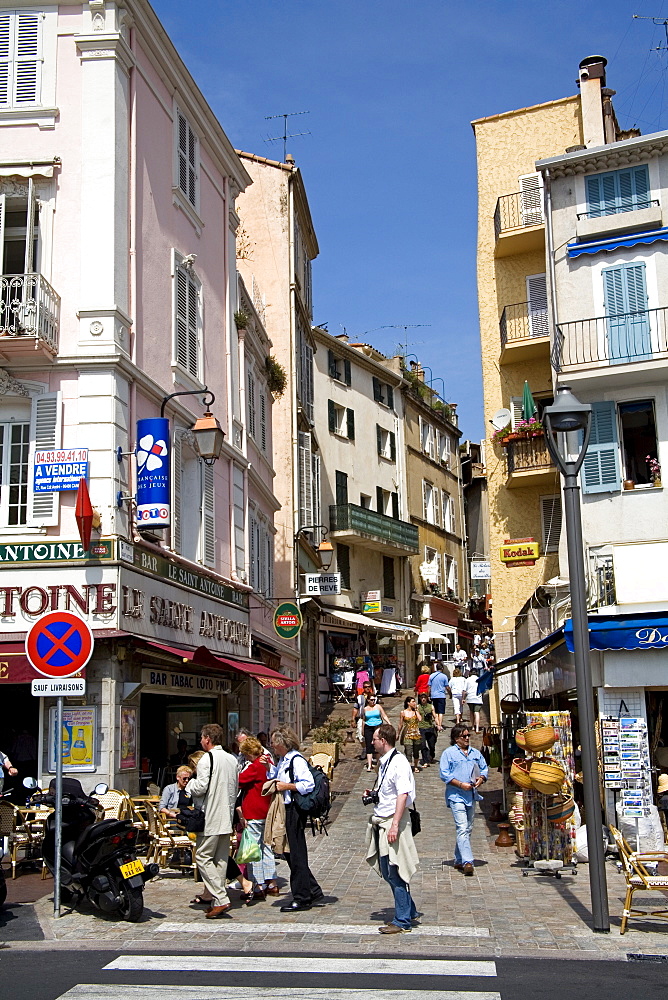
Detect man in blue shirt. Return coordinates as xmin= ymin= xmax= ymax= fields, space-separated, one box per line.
xmin=427 ymin=664 xmax=449 ymax=732
xmin=439 ymin=724 xmax=488 ymax=875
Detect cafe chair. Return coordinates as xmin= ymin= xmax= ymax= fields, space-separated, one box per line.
xmin=95 ymin=789 xmax=131 ymax=821
xmin=145 ymin=800 xmax=198 ymax=878
xmin=309 ymin=752 xmax=334 ymax=781
xmin=609 ymin=825 xmax=668 ymax=934
xmin=147 ymin=782 xmax=161 ymax=797
xmin=0 ymin=801 xmax=42 ymax=879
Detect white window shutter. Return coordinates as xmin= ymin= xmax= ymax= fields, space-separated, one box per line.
xmin=541 ymin=495 xmax=562 ymax=552
xmin=422 ymin=480 xmax=429 ymax=521
xmin=510 ymin=397 xmax=523 ymax=429
xmin=174 ymin=261 xmax=200 ymax=380
xmin=0 ymin=194 xmax=5 ymax=277
xmin=433 ymin=487 xmax=440 ymax=526
xmin=311 ymin=451 xmax=321 ymax=528
xmin=450 ymin=497 xmax=456 ymax=535
xmin=201 ymin=463 xmax=215 ymax=567
xmin=259 ymin=392 xmax=266 ymax=452
xmin=526 ymin=273 xmax=548 ymax=337
xmin=247 ymin=371 xmax=256 ymax=439
xmin=171 ymin=432 xmax=182 ymax=552
xmin=451 ymin=559 xmax=459 ymax=597
xmin=14 ymin=12 xmax=41 ymax=105
xmin=233 ymin=464 xmax=245 ymax=575
xmin=249 ymin=514 xmax=257 ymax=590
xmin=24 ymin=177 xmax=36 ymax=273
xmin=29 ymin=391 xmax=61 ymax=525
xmin=298 ymin=431 xmax=312 ymax=529
xmin=177 ymin=110 xmax=197 ymax=207
xmin=519 ymin=173 xmax=542 ymax=225
xmin=0 ymin=15 xmax=10 ymax=106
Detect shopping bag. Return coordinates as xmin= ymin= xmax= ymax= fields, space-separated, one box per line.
xmin=235 ymin=826 xmax=262 ymax=863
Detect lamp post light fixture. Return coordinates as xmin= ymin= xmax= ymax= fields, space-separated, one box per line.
xmin=294 ymin=525 xmax=334 ymax=571
xmin=160 ymin=387 xmax=225 ymax=465
xmin=543 ymin=385 xmax=610 ymax=933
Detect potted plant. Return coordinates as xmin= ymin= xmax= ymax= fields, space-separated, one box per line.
xmin=646 ymin=455 xmax=662 ymax=487
xmin=309 ymin=718 xmax=347 ymax=763
xmin=265 ymin=355 xmax=287 ymax=399
xmin=234 ymin=309 xmax=250 ymax=330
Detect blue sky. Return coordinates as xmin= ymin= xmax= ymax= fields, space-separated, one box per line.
xmin=154 ymin=0 xmax=668 ymax=440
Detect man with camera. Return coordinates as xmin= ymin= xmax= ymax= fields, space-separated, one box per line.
xmin=364 ymin=723 xmax=419 ymax=934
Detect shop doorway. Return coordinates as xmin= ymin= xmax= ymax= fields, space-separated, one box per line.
xmin=139 ymin=693 xmax=216 ymax=788
xmin=0 ymin=685 xmax=39 ymax=803
xmin=646 ymin=691 xmax=668 ymax=787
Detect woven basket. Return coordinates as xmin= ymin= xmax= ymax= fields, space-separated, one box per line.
xmin=546 ymin=794 xmax=575 ymax=823
xmin=529 ymin=758 xmax=566 ymax=794
xmin=510 ymin=757 xmax=533 ymax=790
xmin=515 ymin=727 xmax=527 ymax=749
xmin=499 ymin=692 xmax=521 ymax=715
xmin=524 ymin=723 xmax=557 ymax=753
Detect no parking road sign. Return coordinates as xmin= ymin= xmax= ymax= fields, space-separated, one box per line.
xmin=26 ymin=611 xmax=94 ymax=679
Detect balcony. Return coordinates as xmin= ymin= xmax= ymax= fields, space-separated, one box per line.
xmin=505 ymin=433 xmax=556 ymax=488
xmin=499 ymin=300 xmax=550 ymax=364
xmin=494 ymin=190 xmax=544 ymax=258
xmin=575 ymin=200 xmax=662 ymax=242
xmin=329 ymin=503 xmax=419 ymax=556
xmin=0 ymin=273 xmax=60 ymax=359
xmin=553 ymin=306 xmax=668 ymax=377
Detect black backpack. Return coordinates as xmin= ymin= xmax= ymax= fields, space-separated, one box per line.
xmin=288 ymin=755 xmax=331 ymax=823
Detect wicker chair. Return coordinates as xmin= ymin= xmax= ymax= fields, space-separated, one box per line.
xmin=0 ymin=801 xmax=43 ymax=879
xmin=95 ymin=789 xmax=131 ymax=821
xmin=309 ymin=752 xmax=334 ymax=781
xmin=145 ymin=800 xmax=197 ymax=877
xmin=609 ymin=824 xmax=668 ymax=934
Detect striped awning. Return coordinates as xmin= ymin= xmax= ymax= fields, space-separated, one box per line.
xmin=568 ymin=227 xmax=668 ymax=258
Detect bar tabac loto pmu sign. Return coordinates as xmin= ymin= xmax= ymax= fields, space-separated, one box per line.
xmin=499 ymin=538 xmax=539 ymax=567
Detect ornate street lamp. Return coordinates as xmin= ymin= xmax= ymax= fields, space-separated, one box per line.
xmin=543 ymin=385 xmax=609 ymax=933
xmin=295 ymin=525 xmax=334 ymax=571
xmin=161 ymin=388 xmax=225 ymax=465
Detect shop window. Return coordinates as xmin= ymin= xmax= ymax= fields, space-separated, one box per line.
xmin=619 ymin=399 xmax=658 ymax=486
xmin=328 ymin=399 xmax=355 ymax=440
xmin=328 ymin=349 xmax=351 ymax=385
xmin=337 ymin=543 xmax=350 ymax=589
xmin=383 ymin=556 xmax=395 ymax=599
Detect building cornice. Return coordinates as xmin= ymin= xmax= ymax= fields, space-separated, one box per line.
xmin=312 ymin=327 xmax=405 ymax=385
xmin=536 ymin=129 xmax=668 ymax=178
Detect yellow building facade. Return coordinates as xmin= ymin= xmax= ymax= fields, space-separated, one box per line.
xmin=472 ymin=97 xmax=584 ymax=667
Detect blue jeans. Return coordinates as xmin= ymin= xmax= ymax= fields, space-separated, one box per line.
xmin=379 ymin=853 xmax=417 ymax=929
xmin=449 ymin=799 xmax=475 ymax=865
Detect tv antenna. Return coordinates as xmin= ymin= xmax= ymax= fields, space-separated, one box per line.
xmin=633 ymin=13 xmax=668 ymax=51
xmin=264 ymin=111 xmax=311 ymax=162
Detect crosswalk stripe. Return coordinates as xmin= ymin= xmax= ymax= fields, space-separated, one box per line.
xmin=57 ymin=988 xmax=501 ymax=1000
xmin=150 ymin=920 xmax=490 ymax=938
xmin=104 ymin=956 xmax=498 ymax=977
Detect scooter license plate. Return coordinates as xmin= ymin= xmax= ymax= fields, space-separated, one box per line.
xmin=119 ymin=859 xmax=144 ymax=879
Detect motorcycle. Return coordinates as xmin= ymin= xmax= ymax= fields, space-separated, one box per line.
xmin=23 ymin=776 xmax=159 ymax=922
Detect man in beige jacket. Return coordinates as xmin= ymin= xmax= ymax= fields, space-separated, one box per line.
xmin=187 ymin=723 xmax=238 ymax=917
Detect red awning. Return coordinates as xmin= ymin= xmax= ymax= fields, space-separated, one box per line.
xmin=0 ymin=642 xmax=86 ymax=684
xmin=138 ymin=639 xmax=299 ymax=689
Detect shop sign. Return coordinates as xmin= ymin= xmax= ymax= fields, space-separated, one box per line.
xmin=0 ymin=539 xmax=113 ymax=564
xmin=302 ymin=573 xmax=341 ymax=596
xmin=119 ymin=540 xmax=248 ymax=610
xmin=48 ymin=705 xmax=96 ymax=772
xmin=419 ymin=560 xmax=440 ymax=584
xmin=141 ymin=667 xmax=231 ymax=695
xmin=471 ymin=560 xmax=491 ymax=580
xmin=33 ymin=449 xmax=89 ymax=492
xmin=363 ymin=600 xmax=381 ymax=613
xmin=499 ymin=538 xmax=539 ymax=566
xmin=365 ymin=590 xmax=381 ymax=601
xmin=273 ymin=602 xmax=302 ymax=639
xmin=32 ymin=677 xmax=86 ymax=697
xmin=135 ymin=417 xmax=170 ymax=528
xmin=0 ymin=570 xmax=118 ymax=631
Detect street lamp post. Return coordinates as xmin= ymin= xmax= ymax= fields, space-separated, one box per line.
xmin=543 ymin=385 xmax=610 ymax=933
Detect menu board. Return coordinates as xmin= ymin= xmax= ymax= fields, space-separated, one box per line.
xmin=600 ymin=717 xmax=651 ymax=816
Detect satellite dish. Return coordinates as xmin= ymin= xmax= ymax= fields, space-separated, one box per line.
xmin=490 ymin=408 xmax=512 ymax=430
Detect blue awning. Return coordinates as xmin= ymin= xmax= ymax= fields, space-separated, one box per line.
xmin=564 ymin=612 xmax=668 ymax=652
xmin=567 ymin=227 xmax=668 ymax=258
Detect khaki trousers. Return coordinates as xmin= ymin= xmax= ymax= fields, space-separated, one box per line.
xmin=195 ymin=833 xmax=230 ymax=906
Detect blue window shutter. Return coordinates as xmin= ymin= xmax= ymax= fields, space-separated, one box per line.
xmin=603 ymin=262 xmax=649 ymax=363
xmin=581 ymin=401 xmax=620 ymax=494
xmin=586 ymin=175 xmax=603 ymax=218
xmin=632 ymin=164 xmax=649 ymax=206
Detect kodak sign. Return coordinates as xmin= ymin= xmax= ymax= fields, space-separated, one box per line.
xmin=499 ymin=539 xmax=539 ymax=566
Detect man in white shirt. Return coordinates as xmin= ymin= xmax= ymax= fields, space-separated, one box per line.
xmin=365 ymin=723 xmax=419 ymax=934
xmin=270 ymin=727 xmax=325 ymax=912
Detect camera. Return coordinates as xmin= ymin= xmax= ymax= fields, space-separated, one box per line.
xmin=362 ymin=790 xmax=379 ymax=806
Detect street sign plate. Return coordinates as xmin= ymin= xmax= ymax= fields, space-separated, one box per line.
xmin=25 ymin=611 xmax=94 ymax=678
xmin=31 ymin=677 xmax=86 ymax=697
xmin=273 ymin=601 xmax=303 ymax=639
xmin=302 ymin=573 xmax=341 ymax=596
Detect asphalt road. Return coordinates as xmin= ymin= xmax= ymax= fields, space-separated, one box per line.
xmin=0 ymin=949 xmax=666 ymax=1000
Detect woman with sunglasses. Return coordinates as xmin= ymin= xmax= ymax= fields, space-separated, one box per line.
xmin=362 ymin=695 xmax=390 ymax=771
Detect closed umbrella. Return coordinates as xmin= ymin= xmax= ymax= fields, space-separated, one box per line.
xmin=522 ymin=380 xmax=537 ymax=421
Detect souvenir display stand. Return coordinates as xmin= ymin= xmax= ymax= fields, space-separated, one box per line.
xmin=511 ymin=711 xmax=577 ymax=878
xmin=600 ymin=716 xmax=651 ymax=851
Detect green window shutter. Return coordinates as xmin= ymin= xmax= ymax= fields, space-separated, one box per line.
xmin=581 ymin=401 xmax=621 ymax=494
xmin=372 ymin=376 xmax=382 ymax=402
xmin=386 ymin=385 xmax=394 ymax=410
xmin=391 ymin=491 xmax=399 ymax=519
xmin=328 ymin=399 xmax=336 ymax=433
xmin=328 ymin=350 xmax=336 ymax=377
xmin=377 ymin=486 xmax=384 ymax=513
xmin=376 ymin=424 xmax=382 ymax=455
xmin=337 ymin=543 xmax=350 ymax=590
xmin=335 ymin=470 xmax=348 ymax=506
xmin=347 ymin=408 xmax=355 ymax=440
xmin=344 ymin=358 xmax=351 ymax=385
xmin=389 ymin=431 xmax=396 ymax=462
xmin=383 ymin=556 xmax=395 ymax=599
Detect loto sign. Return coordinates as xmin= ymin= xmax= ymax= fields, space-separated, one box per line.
xmin=499 ymin=539 xmax=539 ymax=567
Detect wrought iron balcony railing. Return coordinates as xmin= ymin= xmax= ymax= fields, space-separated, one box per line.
xmin=576 ymin=199 xmax=659 ymax=221
xmin=500 ymin=299 xmax=549 ymax=348
xmin=0 ymin=273 xmax=60 ymax=352
xmin=506 ymin=434 xmax=554 ymax=476
xmin=494 ymin=189 xmax=543 ymax=239
xmin=329 ymin=503 xmax=419 ymax=552
xmin=553 ymin=306 xmax=668 ymax=371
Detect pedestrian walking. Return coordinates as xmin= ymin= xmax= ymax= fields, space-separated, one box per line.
xmin=452 ymin=643 xmax=469 ymax=672
xmin=365 ymin=723 xmax=419 ymax=934
xmin=464 ymin=674 xmax=483 ymax=732
xmin=417 ymin=693 xmax=437 ymax=765
xmin=439 ymin=723 xmax=488 ymax=876
xmin=398 ymin=696 xmax=423 ymax=773
xmin=361 ymin=695 xmax=390 ymax=771
xmin=447 ymin=667 xmax=467 ymax=724
xmin=414 ymin=664 xmax=431 ymax=697
xmin=237 ymin=736 xmax=278 ymax=899
xmin=427 ymin=662 xmax=449 ymax=731
xmin=186 ymin=723 xmax=239 ymax=917
xmin=352 ymin=679 xmax=375 ymax=754
xmin=270 ymin=727 xmax=325 ymax=912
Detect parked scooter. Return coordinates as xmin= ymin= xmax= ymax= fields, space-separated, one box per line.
xmin=23 ymin=777 xmax=159 ymax=921
xmin=0 ymin=790 xmax=10 ymax=908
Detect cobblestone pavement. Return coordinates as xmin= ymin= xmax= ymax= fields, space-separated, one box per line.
xmin=20 ymin=699 xmax=668 ymax=957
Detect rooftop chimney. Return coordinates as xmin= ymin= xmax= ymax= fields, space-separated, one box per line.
xmin=578 ymin=56 xmax=607 ymax=148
